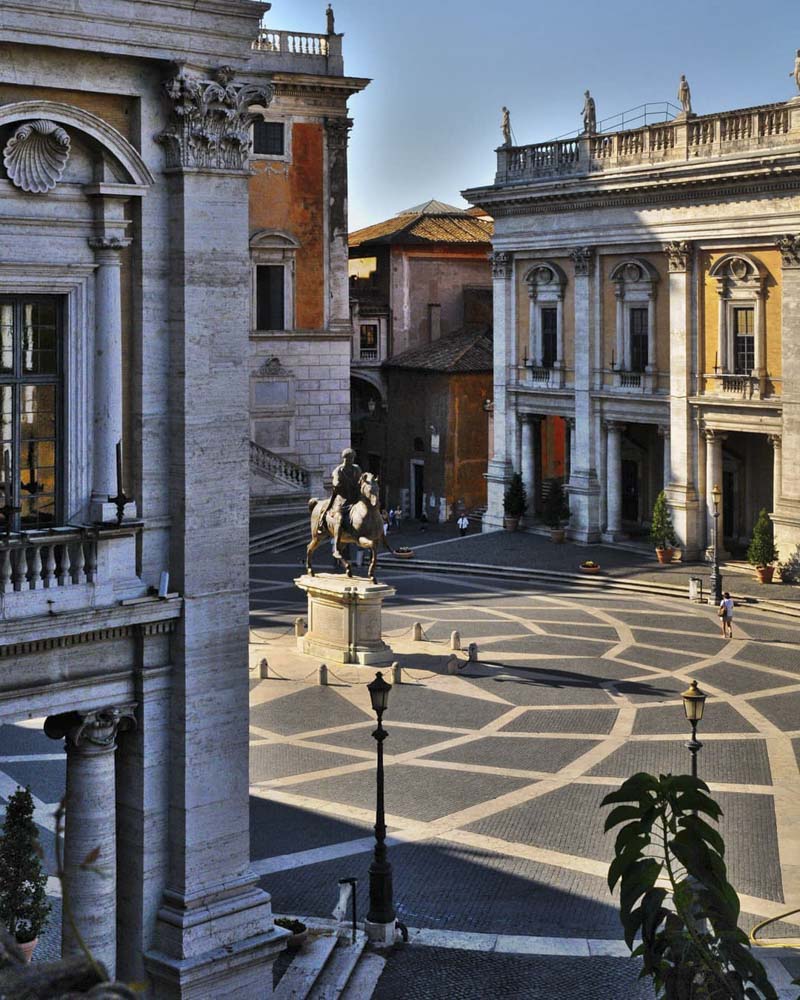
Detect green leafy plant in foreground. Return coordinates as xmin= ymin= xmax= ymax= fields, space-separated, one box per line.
xmin=0 ymin=786 xmax=50 ymax=944
xmin=602 ymin=772 xmax=778 ymax=999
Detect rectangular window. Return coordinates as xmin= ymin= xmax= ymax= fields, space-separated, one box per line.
xmin=629 ymin=307 xmax=648 ymax=373
xmin=733 ymin=307 xmax=754 ymax=374
xmin=360 ymin=324 xmax=378 ymax=361
xmin=256 ymin=265 xmax=285 ymax=331
xmin=541 ymin=307 xmax=557 ymax=367
xmin=252 ymin=121 xmax=285 ymax=156
xmin=0 ymin=296 xmax=61 ymax=532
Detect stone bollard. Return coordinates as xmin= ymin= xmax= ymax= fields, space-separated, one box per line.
xmin=467 ymin=642 xmax=478 ymax=663
xmin=450 ymin=630 xmax=461 ymax=651
xmin=391 ymin=661 xmax=402 ymax=684
xmin=412 ymin=621 xmax=423 ymax=642
xmin=446 ymin=655 xmax=459 ymax=675
xmin=318 ymin=663 xmax=328 ymax=686
xmin=259 ymin=658 xmax=269 ymax=679
xmin=295 ymin=616 xmax=306 ymax=637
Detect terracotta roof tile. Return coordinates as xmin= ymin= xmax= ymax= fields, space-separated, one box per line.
xmin=349 ymin=210 xmax=493 ymax=247
xmin=384 ymin=327 xmax=493 ymax=374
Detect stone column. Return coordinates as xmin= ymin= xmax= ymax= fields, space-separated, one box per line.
xmin=664 ymin=241 xmax=701 ymax=558
xmin=554 ymin=294 xmax=565 ymax=384
xmin=324 ymin=117 xmax=353 ymax=333
xmin=528 ymin=287 xmax=539 ymax=364
xmin=646 ymin=290 xmax=656 ymax=372
xmin=773 ymin=236 xmax=800 ymax=559
xmin=44 ymin=707 xmax=135 ymax=977
xmin=705 ymin=429 xmax=727 ymax=554
xmin=89 ymin=236 xmax=131 ymax=522
xmin=604 ymin=421 xmax=625 ymax=540
xmin=615 ymin=283 xmax=625 ymax=370
xmin=717 ymin=281 xmax=729 ymax=371
xmin=658 ymin=425 xmax=671 ymax=491
xmin=520 ymin=416 xmax=535 ymax=514
xmin=485 ymin=251 xmax=515 ymax=529
xmin=770 ymin=434 xmax=782 ymax=510
xmin=567 ymin=246 xmax=601 ymax=541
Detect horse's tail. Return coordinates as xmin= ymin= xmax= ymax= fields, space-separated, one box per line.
xmin=308 ymin=497 xmax=319 ymax=512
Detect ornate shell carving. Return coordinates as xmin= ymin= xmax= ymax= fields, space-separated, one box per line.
xmin=3 ymin=120 xmax=71 ymax=194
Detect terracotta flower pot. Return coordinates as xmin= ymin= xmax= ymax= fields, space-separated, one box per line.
xmin=503 ymin=516 xmax=520 ymax=531
xmin=18 ymin=937 xmax=38 ymax=963
xmin=394 ymin=548 xmax=414 ymax=559
xmin=579 ymin=564 xmax=600 ymax=574
xmin=550 ymin=529 xmax=565 ymax=543
xmin=756 ymin=565 xmax=775 ymax=584
xmin=655 ymin=547 xmax=674 ymax=565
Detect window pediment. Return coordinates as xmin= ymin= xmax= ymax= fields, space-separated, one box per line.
xmin=249 ymin=230 xmax=300 ymax=251
xmin=609 ymin=258 xmax=659 ymax=286
xmin=708 ymin=253 xmax=765 ymax=289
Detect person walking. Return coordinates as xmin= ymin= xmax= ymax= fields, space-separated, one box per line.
xmin=719 ymin=591 xmax=734 ymax=639
xmin=457 ymin=513 xmax=469 ymax=537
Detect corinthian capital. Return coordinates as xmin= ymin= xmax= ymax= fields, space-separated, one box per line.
xmin=776 ymin=234 xmax=800 ymax=268
xmin=325 ymin=117 xmax=353 ymax=150
xmin=569 ymin=246 xmax=593 ymax=276
xmin=156 ymin=64 xmax=274 ymax=172
xmin=490 ymin=251 xmax=513 ymax=279
xmin=45 ymin=705 xmax=136 ymax=751
xmin=664 ymin=240 xmax=693 ymax=273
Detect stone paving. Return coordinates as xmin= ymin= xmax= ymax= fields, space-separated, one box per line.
xmin=247 ymin=551 xmax=800 ymax=997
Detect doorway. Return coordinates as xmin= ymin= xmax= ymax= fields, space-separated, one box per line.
xmin=411 ymin=461 xmax=424 ymax=518
xmin=622 ymin=459 xmax=639 ymax=523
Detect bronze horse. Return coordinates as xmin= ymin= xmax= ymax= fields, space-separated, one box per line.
xmin=306 ymin=472 xmax=392 ymax=582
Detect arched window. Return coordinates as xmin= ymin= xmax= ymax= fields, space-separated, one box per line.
xmin=524 ymin=262 xmax=567 ymax=373
xmin=609 ymin=259 xmax=659 ymax=376
xmin=708 ymin=254 xmax=766 ymax=377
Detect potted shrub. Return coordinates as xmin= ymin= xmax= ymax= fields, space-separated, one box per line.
xmin=503 ymin=473 xmax=527 ymax=531
xmin=747 ymin=508 xmax=778 ymax=584
xmin=0 ymin=786 xmax=50 ymax=962
xmin=543 ymin=478 xmax=570 ymax=542
xmin=579 ymin=560 xmax=600 ymax=574
xmin=650 ymin=490 xmax=677 ymax=564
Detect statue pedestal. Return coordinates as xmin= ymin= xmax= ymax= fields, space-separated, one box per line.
xmin=294 ymin=574 xmax=396 ymax=665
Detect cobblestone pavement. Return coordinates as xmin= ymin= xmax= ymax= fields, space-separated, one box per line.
xmin=248 ymin=554 xmax=800 ymax=997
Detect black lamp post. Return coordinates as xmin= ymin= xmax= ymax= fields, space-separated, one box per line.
xmin=709 ymin=483 xmax=723 ymax=606
xmin=682 ymin=678 xmax=707 ymax=785
xmin=366 ymin=671 xmax=395 ymax=934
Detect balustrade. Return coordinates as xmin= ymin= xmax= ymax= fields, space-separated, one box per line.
xmin=619 ymin=372 xmax=642 ymax=389
xmin=0 ymin=530 xmax=97 ymax=595
xmin=249 ymin=440 xmax=310 ymax=488
xmin=253 ymin=29 xmax=329 ymax=55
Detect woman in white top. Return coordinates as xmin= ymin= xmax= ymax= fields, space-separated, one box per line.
xmin=719 ymin=591 xmax=734 ymax=638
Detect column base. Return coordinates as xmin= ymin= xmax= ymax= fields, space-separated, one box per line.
xmin=602 ymin=529 xmax=628 ymax=542
xmin=772 ymin=501 xmax=800 ymax=563
xmin=483 ymin=461 xmax=513 ymax=531
xmin=665 ymin=486 xmax=702 ymax=560
xmin=566 ymin=471 xmax=602 ymax=543
xmin=365 ymin=919 xmax=399 ymax=947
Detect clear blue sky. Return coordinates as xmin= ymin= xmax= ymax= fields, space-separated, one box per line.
xmin=265 ymin=0 xmax=800 ymax=231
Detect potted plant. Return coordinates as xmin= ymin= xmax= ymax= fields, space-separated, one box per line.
xmin=503 ymin=473 xmax=527 ymax=531
xmin=542 ymin=478 xmax=570 ymax=542
xmin=579 ymin=560 xmax=600 ymax=574
xmin=650 ymin=490 xmax=677 ymax=564
xmin=275 ymin=916 xmax=308 ymax=950
xmin=747 ymin=508 xmax=778 ymax=584
xmin=0 ymin=786 xmax=50 ymax=962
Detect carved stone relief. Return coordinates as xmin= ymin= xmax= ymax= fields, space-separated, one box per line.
xmin=3 ymin=119 xmax=71 ymax=193
xmin=776 ymin=234 xmax=800 ymax=268
xmin=664 ymin=240 xmax=693 ymax=273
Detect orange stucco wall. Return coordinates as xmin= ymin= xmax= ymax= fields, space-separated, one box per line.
xmin=248 ymin=122 xmax=325 ymax=330
xmin=446 ymin=372 xmax=491 ymax=509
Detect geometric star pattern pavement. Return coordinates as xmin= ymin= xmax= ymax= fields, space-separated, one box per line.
xmin=248 ymin=558 xmax=800 ymax=995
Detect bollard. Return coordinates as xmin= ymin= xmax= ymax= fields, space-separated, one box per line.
xmin=412 ymin=621 xmax=423 ymax=642
xmin=450 ymin=630 xmax=461 ymax=651
xmin=391 ymin=661 xmax=402 ymax=684
xmin=318 ymin=663 xmax=328 ymax=686
xmin=446 ymin=655 xmax=459 ymax=675
xmin=259 ymin=658 xmax=269 ymax=679
xmin=467 ymin=642 xmax=478 ymax=662
xmin=295 ymin=616 xmax=306 ymax=637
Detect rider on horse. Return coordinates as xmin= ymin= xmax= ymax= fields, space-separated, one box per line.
xmin=317 ymin=448 xmax=363 ymax=559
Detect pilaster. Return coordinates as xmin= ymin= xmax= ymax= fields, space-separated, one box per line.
xmin=324 ymin=117 xmax=353 ymax=333
xmin=773 ymin=235 xmax=800 ymax=559
xmin=484 ymin=251 xmax=514 ymax=530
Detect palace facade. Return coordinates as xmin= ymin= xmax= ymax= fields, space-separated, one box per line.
xmin=464 ymin=89 xmax=800 ymax=561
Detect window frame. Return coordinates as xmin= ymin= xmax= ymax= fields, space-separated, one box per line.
xmin=250 ymin=231 xmax=300 ymax=335
xmin=250 ymin=116 xmax=291 ymax=163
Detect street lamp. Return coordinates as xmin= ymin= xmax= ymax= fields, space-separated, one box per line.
xmin=682 ymin=678 xmax=707 ymax=783
xmin=709 ymin=483 xmax=723 ymax=606
xmin=365 ymin=671 xmax=395 ymax=943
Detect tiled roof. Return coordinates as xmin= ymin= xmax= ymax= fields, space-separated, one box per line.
xmin=383 ymin=327 xmax=493 ymax=374
xmin=349 ymin=202 xmax=493 ymax=247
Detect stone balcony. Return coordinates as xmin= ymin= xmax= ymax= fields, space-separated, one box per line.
xmin=0 ymin=524 xmax=145 ymax=621
xmin=252 ymin=28 xmax=344 ymax=76
xmin=496 ymin=101 xmax=800 ymax=185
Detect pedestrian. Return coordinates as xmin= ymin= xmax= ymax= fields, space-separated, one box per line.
xmin=419 ymin=509 xmax=428 ymax=532
xmin=457 ymin=513 xmax=469 ymax=537
xmin=388 ymin=507 xmax=396 ymax=531
xmin=718 ymin=590 xmax=734 ymax=639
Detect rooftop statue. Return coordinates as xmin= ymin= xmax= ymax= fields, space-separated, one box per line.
xmin=678 ymin=74 xmax=692 ymax=115
xmin=326 ymin=4 xmax=335 ymax=34
xmin=791 ymin=49 xmax=800 ymax=94
xmin=581 ymin=90 xmax=596 ymax=135
xmin=501 ymin=106 xmax=512 ymax=147
xmin=307 ymin=449 xmax=393 ymax=581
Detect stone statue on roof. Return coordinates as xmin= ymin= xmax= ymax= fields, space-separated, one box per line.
xmin=581 ymin=91 xmax=596 ymax=135
xmin=791 ymin=49 xmax=800 ymax=95
xmin=326 ymin=4 xmax=335 ymax=34
xmin=501 ymin=107 xmax=512 ymax=147
xmin=677 ymin=75 xmax=692 ymax=115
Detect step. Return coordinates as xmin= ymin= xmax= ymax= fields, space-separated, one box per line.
xmin=251 ymin=518 xmax=308 ymax=547
xmin=273 ymin=932 xmax=339 ymax=1000
xmin=339 ymin=951 xmax=386 ymax=1000
xmin=307 ymin=931 xmax=368 ymax=1000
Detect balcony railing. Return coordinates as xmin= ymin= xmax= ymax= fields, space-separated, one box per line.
xmin=496 ymin=101 xmax=799 ymax=184
xmin=360 ymin=348 xmax=378 ymax=361
xmin=619 ymin=372 xmax=642 ymax=390
xmin=1 ymin=529 xmax=96 ymax=595
xmin=251 ymin=28 xmax=343 ymax=74
xmin=250 ymin=440 xmax=310 ymax=490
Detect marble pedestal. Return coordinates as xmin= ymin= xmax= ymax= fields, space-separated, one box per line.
xmin=294 ymin=573 xmax=395 ymax=665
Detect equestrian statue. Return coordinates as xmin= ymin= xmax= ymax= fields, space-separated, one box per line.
xmin=306 ymin=448 xmax=393 ymax=582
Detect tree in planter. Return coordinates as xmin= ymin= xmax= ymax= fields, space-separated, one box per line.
xmin=542 ymin=478 xmax=570 ymax=530
xmin=747 ymin=509 xmax=778 ymax=570
xmin=0 ymin=786 xmax=50 ymax=944
xmin=650 ymin=491 xmax=678 ymax=551
xmin=503 ymin=473 xmax=527 ymax=520
xmin=602 ymin=772 xmax=777 ymax=999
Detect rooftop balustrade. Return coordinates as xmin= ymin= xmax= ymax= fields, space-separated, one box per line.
xmin=496 ymin=102 xmax=800 ymax=184
xmin=252 ymin=28 xmax=344 ymax=75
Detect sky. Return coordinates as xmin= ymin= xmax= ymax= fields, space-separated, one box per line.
xmin=265 ymin=0 xmax=800 ymax=232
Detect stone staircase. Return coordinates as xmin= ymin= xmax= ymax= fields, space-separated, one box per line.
xmin=250 ymin=440 xmax=316 ymax=518
xmin=250 ymin=516 xmax=310 ymax=555
xmin=272 ymin=920 xmax=385 ymax=1000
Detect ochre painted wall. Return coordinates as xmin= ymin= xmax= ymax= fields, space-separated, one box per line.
xmin=0 ymin=83 xmax=135 ymax=141
xmin=446 ymin=372 xmax=491 ymax=509
xmin=248 ymin=122 xmax=325 ymax=330
xmin=700 ymin=248 xmax=782 ymax=393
